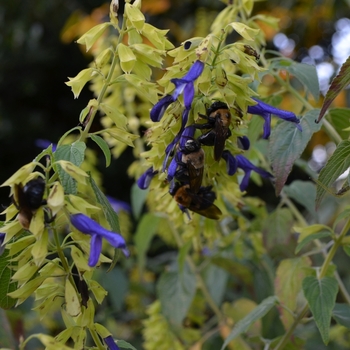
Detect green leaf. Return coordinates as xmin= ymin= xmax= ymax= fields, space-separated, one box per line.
xmin=327 ymin=108 xmax=350 ymax=140
xmin=134 ymin=214 xmax=160 ymax=274
xmin=263 ymin=208 xmax=294 ymax=250
xmin=221 ymin=296 xmax=278 ymax=350
xmin=332 ymin=303 xmax=350 ymax=328
xmin=54 ymin=142 xmax=86 ymax=194
xmin=269 ymin=109 xmax=322 ymax=196
xmin=157 ymin=266 xmax=197 ymax=326
xmin=100 ymin=267 xmax=129 ymax=312
xmin=283 ymin=180 xmax=317 ymax=217
xmin=284 ymin=62 xmax=320 ymax=101
xmin=177 ymin=241 xmax=192 ymax=273
xmin=316 ymin=140 xmax=350 ymax=207
xmin=116 ymin=339 xmax=138 ymax=350
xmin=274 ymin=257 xmax=312 ymax=329
xmin=90 ymin=134 xmax=111 ymax=167
xmin=89 ymin=175 xmax=122 ymax=271
xmin=0 ymin=249 xmax=17 ymax=309
xmin=295 ymin=231 xmax=332 ymax=254
xmin=203 ymin=264 xmax=229 ymax=306
xmin=302 ymin=276 xmax=338 ymax=344
xmin=317 ymin=55 xmax=350 ymax=122
xmin=131 ymin=182 xmax=148 ymax=220
xmin=0 ymin=309 xmax=16 ymax=347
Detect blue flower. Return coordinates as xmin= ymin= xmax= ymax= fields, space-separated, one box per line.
xmin=137 ymin=167 xmax=158 ymax=190
xmin=0 ymin=233 xmax=5 ymax=256
xmin=247 ymin=98 xmax=301 ymax=139
xmin=166 ymin=125 xmax=196 ymax=180
xmin=103 ymin=336 xmax=120 ymax=350
xmin=236 ymin=154 xmax=273 ymax=191
xmin=106 ymin=196 xmax=131 ymax=213
xmin=70 ymin=214 xmax=129 ymax=267
xmin=35 ymin=139 xmax=57 ymax=152
xmin=237 ymin=136 xmax=250 ymax=150
xmin=150 ymin=60 xmax=204 ymax=122
xmin=222 ymin=150 xmax=238 ymax=176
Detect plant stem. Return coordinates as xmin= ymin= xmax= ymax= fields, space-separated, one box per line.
xmin=52 ymin=223 xmax=78 ymax=293
xmin=275 ymin=218 xmax=350 ymax=350
xmin=80 ymin=14 xmax=128 ymax=142
xmin=170 ymin=225 xmax=225 ymax=321
xmin=89 ymin=328 xmax=105 ymax=350
xmin=273 ymin=73 xmax=342 ymax=144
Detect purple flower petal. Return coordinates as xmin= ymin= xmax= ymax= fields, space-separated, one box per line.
xmin=237 ymin=136 xmax=250 ymax=150
xmin=167 ymin=157 xmax=178 ymax=181
xmin=70 ymin=214 xmax=128 ymax=266
xmin=150 ymin=95 xmax=175 ymax=122
xmin=151 ymin=61 xmax=204 ymax=122
xmin=183 ymin=60 xmax=204 ymax=81
xmin=106 ymin=196 xmax=131 ymax=213
xmin=222 ymin=150 xmax=237 ymax=175
xmin=248 ymin=98 xmax=301 ymax=139
xmin=236 ymin=155 xmax=273 ymax=191
xmin=183 ymin=82 xmax=194 ymax=110
xmin=88 ymin=234 xmax=103 ymax=267
xmin=104 ymin=335 xmax=120 ymax=350
xmin=137 ymin=167 xmax=158 ymax=189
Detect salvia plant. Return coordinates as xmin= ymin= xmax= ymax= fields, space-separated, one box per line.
xmin=2 ymin=0 xmax=350 ymax=349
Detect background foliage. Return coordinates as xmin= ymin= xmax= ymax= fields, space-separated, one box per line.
xmin=1 ymin=0 xmax=350 ymax=350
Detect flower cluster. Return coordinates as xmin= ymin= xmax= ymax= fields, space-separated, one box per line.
xmin=138 ymin=59 xmax=302 ymax=218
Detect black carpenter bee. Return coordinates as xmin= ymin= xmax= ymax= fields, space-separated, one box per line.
xmin=13 ymin=178 xmax=46 ymax=229
xmin=170 ymin=181 xmax=222 ymax=220
xmin=194 ymin=102 xmax=232 ymax=161
xmin=174 ymin=138 xmax=205 ymax=193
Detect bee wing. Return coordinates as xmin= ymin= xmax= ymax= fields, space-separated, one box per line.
xmin=193 ymin=205 xmax=222 ymax=220
xmin=188 ymin=161 xmax=203 ymax=194
xmin=188 ymin=191 xmax=222 ymax=220
xmin=214 ymin=120 xmax=228 ymax=161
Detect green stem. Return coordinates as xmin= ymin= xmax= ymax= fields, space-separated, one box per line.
xmin=52 ymin=223 xmax=77 ymax=293
xmin=274 ymin=209 xmax=350 ymax=349
xmin=282 ymin=192 xmax=350 ymax=303
xmin=319 ymin=218 xmax=350 ymax=279
xmin=80 ymin=14 xmax=128 ymax=142
xmin=170 ymin=225 xmax=224 ymax=321
xmin=273 ymin=73 xmax=342 ymax=144
xmin=89 ymin=328 xmax=105 ymax=350
xmin=274 ymin=303 xmax=309 ymax=350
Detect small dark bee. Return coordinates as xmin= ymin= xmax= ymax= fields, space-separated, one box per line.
xmin=175 ymin=138 xmax=205 ymax=193
xmin=243 ymin=45 xmax=260 ymax=60
xmin=13 ymin=178 xmax=46 ymax=229
xmin=170 ymin=182 xmax=222 ymax=220
xmin=194 ymin=102 xmax=232 ymax=161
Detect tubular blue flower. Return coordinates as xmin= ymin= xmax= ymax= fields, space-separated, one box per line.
xmin=237 ymin=136 xmax=250 ymax=150
xmin=247 ymin=98 xmax=302 ymax=139
xmin=106 ymin=196 xmax=131 ymax=213
xmin=35 ymin=139 xmax=57 ymax=152
xmin=236 ymin=154 xmax=273 ymax=191
xmin=70 ymin=214 xmax=129 ymax=267
xmin=137 ymin=167 xmax=158 ymax=190
xmin=222 ymin=150 xmax=238 ymax=176
xmin=150 ymin=60 xmax=204 ymax=122
xmin=103 ymin=336 xmax=120 ymax=350
xmin=0 ymin=233 xmax=5 ymax=256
